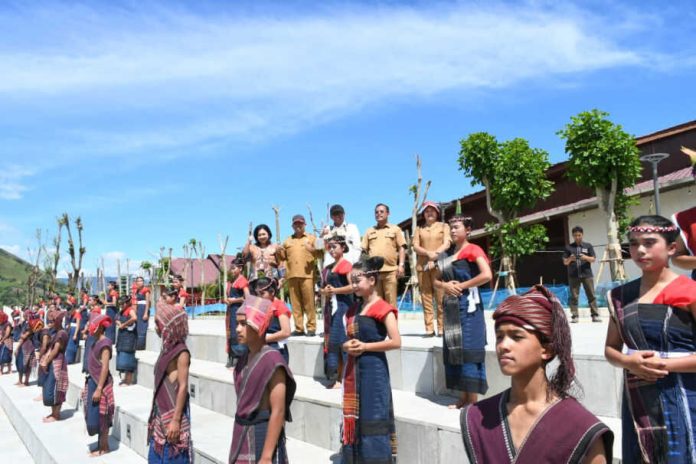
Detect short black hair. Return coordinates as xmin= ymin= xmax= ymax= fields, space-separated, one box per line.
xmin=375 ymin=203 xmax=390 ymax=213
xmin=571 ymin=226 xmax=583 ymax=234
xmin=253 ymin=224 xmax=273 ymax=245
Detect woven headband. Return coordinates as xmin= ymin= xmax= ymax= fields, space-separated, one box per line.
xmin=448 ymin=215 xmax=472 ymax=224
xmin=628 ymin=225 xmax=678 ymax=233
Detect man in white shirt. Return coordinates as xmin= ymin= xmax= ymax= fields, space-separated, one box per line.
xmin=321 ymin=204 xmax=362 ymax=264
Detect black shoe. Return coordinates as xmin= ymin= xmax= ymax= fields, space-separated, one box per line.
xmin=291 ymin=330 xmax=305 ymax=337
xmin=424 ymin=332 xmax=435 ymax=338
xmin=306 ymin=331 xmax=316 ymax=337
xmin=225 ymin=356 xmax=234 ymax=368
xmin=571 ymin=316 xmax=579 ymax=323
xmin=592 ymin=316 xmax=602 ymax=323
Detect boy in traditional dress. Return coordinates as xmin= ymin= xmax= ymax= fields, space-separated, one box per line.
xmin=229 ymin=295 xmax=296 ymax=464
xmin=147 ymin=300 xmax=192 ymax=463
xmin=461 ymin=285 xmax=613 ymax=463
xmin=40 ymin=311 xmax=69 ymax=422
xmin=82 ymin=314 xmax=115 ymax=456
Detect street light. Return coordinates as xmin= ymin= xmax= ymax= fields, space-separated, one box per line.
xmin=640 ymin=152 xmax=670 ymax=215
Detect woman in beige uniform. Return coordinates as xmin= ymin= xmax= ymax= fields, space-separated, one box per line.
xmin=413 ymin=201 xmax=451 ymax=337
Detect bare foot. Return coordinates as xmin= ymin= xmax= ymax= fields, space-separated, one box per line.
xmin=42 ymin=415 xmax=58 ymax=423
xmin=448 ymin=400 xmax=467 ymax=410
xmin=331 ymin=381 xmax=342 ymax=390
xmin=17 ymin=383 xmax=26 ymax=388
xmin=89 ymin=450 xmax=107 ymax=457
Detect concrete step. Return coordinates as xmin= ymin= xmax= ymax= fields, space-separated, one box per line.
xmin=0 ymin=373 xmax=145 ymax=464
xmin=0 ymin=397 xmax=36 ymax=461
xmin=145 ymin=319 xmax=624 ymax=420
xmin=64 ymin=364 xmax=335 ymax=463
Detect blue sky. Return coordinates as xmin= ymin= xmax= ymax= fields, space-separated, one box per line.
xmin=1 ymin=0 xmax=695 ymax=276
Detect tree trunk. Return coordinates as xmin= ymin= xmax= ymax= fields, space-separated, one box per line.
xmin=597 ymin=184 xmax=626 ymax=282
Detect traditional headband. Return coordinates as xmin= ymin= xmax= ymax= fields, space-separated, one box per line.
xmin=448 ymin=215 xmax=473 ymax=225
xmin=628 ymin=225 xmax=678 ymax=234
xmin=255 ymin=278 xmax=278 ymax=293
xmin=351 ymin=269 xmax=379 ymax=278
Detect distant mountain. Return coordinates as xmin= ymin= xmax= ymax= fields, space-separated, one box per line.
xmin=0 ymin=248 xmax=66 ymax=306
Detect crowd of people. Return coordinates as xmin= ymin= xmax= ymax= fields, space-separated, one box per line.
xmin=2 ymin=151 xmax=696 ymax=463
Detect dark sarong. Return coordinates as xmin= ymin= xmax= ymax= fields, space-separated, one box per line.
xmin=229 ymin=346 xmax=296 ymax=464
xmin=609 ymin=277 xmax=696 ymax=464
xmin=461 ymin=389 xmax=613 ymax=463
xmin=82 ymin=337 xmax=114 ymax=436
xmin=322 ymin=262 xmax=352 ymax=382
xmin=116 ymin=311 xmax=137 ymax=373
xmin=136 ymin=303 xmax=148 ymax=350
xmin=42 ymin=330 xmax=68 ymax=406
xmin=82 ymin=335 xmax=94 ymax=374
xmin=341 ymin=300 xmax=397 ymax=464
xmin=105 ymin=305 xmax=117 ymax=343
xmin=65 ymin=323 xmax=79 ymax=364
xmin=0 ymin=323 xmax=13 ymax=364
xmin=15 ymin=335 xmax=35 ymax=376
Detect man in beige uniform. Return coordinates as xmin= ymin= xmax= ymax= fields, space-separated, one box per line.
xmin=361 ymin=203 xmax=406 ymax=307
xmin=277 ymin=214 xmax=323 ymax=336
xmin=413 ymin=201 xmax=451 ymax=336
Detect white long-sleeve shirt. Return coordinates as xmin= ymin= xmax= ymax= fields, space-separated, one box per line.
xmin=322 ymin=221 xmax=362 ymax=265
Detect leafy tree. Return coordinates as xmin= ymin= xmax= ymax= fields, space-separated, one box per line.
xmin=458 ymin=133 xmax=554 ymax=288
xmin=558 ymin=109 xmax=641 ymax=281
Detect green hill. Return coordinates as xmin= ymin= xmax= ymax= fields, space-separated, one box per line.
xmin=0 ymin=248 xmax=61 ymax=306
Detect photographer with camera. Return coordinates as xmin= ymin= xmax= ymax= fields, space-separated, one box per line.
xmin=562 ymin=226 xmax=601 ymax=323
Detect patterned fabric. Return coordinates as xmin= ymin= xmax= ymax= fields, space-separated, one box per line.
xmin=155 ymin=302 xmax=189 ymax=353
xmin=226 ymin=275 xmax=249 ymax=358
xmin=493 ymin=285 xmax=565 ymax=338
xmin=238 ymin=296 xmax=273 ymax=335
xmin=0 ymin=312 xmax=7 ymax=325
xmin=321 ymin=259 xmax=353 ymax=381
xmin=148 ymin=342 xmax=192 ymax=460
xmin=461 ymin=390 xmax=613 ymax=464
xmin=88 ymin=314 xmax=111 ymax=336
xmin=609 ymin=278 xmax=696 ymax=464
xmin=43 ymin=330 xmax=69 ymax=406
xmin=229 ymin=346 xmax=295 ymax=464
xmin=341 ymin=299 xmax=398 ymax=463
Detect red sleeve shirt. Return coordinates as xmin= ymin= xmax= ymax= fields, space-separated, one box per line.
xmin=233 ymin=275 xmax=249 ymax=290
xmin=456 ymin=243 xmax=490 ymax=263
xmin=270 ymin=299 xmax=292 ymax=318
xmin=333 ymin=259 xmax=353 ymax=275
xmin=365 ymin=299 xmax=398 ymax=322
xmin=653 ymin=275 xmax=696 ymax=308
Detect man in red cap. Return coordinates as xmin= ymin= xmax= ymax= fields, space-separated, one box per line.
xmin=277 ymin=214 xmax=323 ymax=336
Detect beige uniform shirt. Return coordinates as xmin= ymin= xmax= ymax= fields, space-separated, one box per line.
xmin=413 ymin=222 xmax=451 ymax=270
xmin=361 ymin=223 xmax=406 ymax=272
xmin=279 ymin=233 xmax=321 ymax=279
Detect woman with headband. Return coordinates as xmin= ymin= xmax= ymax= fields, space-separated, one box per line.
xmin=320 ymin=235 xmax=354 ymax=389
xmin=82 ymin=314 xmax=115 ymax=456
xmin=461 ymin=285 xmax=613 ymax=463
xmin=606 ymin=215 xmax=696 ymax=463
xmin=433 ymin=215 xmax=492 ymax=409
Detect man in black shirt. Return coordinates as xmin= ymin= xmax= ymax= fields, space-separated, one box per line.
xmin=562 ymin=226 xmax=601 ymax=323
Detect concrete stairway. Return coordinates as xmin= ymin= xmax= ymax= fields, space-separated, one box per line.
xmin=143 ymin=319 xmax=623 ymax=462
xmin=0 ymin=373 xmax=146 ymax=463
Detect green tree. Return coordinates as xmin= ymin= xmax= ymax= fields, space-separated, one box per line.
xmin=458 ymin=133 xmax=553 ymax=288
xmin=558 ymin=109 xmax=641 ymax=281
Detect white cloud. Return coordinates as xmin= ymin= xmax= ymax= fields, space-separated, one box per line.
xmin=0 ymin=165 xmax=34 ymax=200
xmin=0 ymin=2 xmax=652 ymax=156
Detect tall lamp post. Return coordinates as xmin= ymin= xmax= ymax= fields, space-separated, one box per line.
xmin=640 ymin=152 xmax=670 ymax=215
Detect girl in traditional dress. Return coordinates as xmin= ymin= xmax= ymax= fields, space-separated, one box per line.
xmin=11 ymin=307 xmax=22 ymax=342
xmin=0 ymin=312 xmax=13 ymax=374
xmin=605 ymin=215 xmax=696 ymax=464
xmin=105 ymin=281 xmax=119 ymax=342
xmin=171 ymin=275 xmax=189 ymax=308
xmin=413 ymin=201 xmax=451 ymax=337
xmin=229 ymin=295 xmax=296 ymax=464
xmin=147 ymin=299 xmax=192 ymax=463
xmin=320 ymin=235 xmax=354 ymax=388
xmin=462 ymin=285 xmax=613 ymax=463
xmin=35 ymin=309 xmax=58 ymax=400
xmin=342 ymin=257 xmax=401 ymax=464
xmin=133 ymin=276 xmax=152 ymax=350
xmin=65 ymin=302 xmax=82 ymax=364
xmin=433 ymin=215 xmax=492 ymax=409
xmin=225 ymin=256 xmax=250 ymax=368
xmin=40 ymin=311 xmax=69 ymax=423
xmin=116 ymin=295 xmax=138 ymax=386
xmin=243 ymin=224 xmax=281 ymax=282
xmin=15 ymin=316 xmax=42 ymax=387
xmin=253 ymin=277 xmax=292 ymax=364
xmin=82 ymin=295 xmax=102 ymax=374
xmin=82 ymin=314 xmax=115 ymax=456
